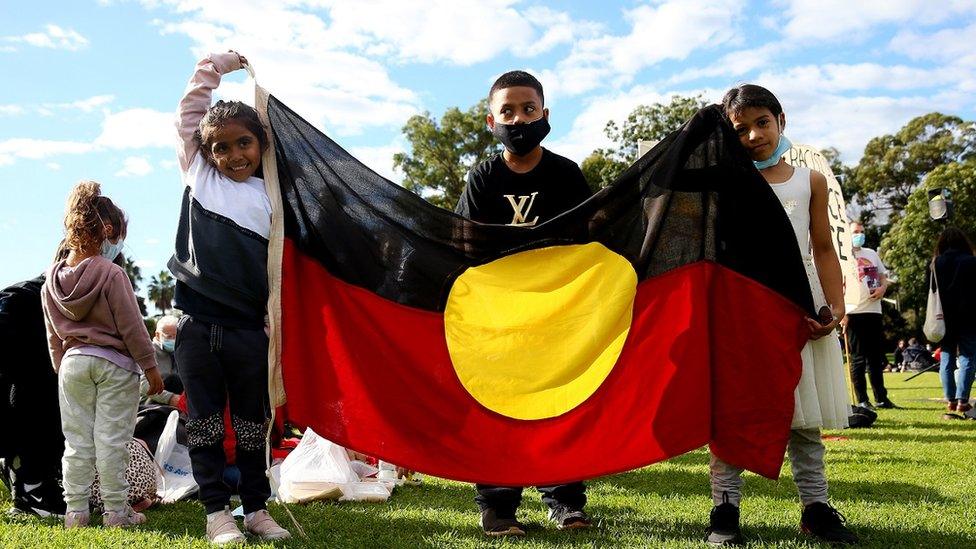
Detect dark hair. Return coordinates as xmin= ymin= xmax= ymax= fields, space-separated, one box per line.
xmin=488 ymin=70 xmax=544 ymax=106
xmin=908 ymin=337 xmax=918 ymax=345
xmin=63 ymin=180 xmax=127 ymax=255
xmin=195 ymin=100 xmax=269 ymax=158
xmin=722 ymin=84 xmax=783 ymax=119
xmin=935 ymin=226 xmax=974 ymax=256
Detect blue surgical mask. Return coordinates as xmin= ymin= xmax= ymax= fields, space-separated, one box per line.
xmin=161 ymin=339 xmax=175 ymax=353
xmin=753 ymin=134 xmax=792 ymax=170
xmin=852 ymin=233 xmax=866 ymax=248
xmin=100 ymin=237 xmax=124 ymax=261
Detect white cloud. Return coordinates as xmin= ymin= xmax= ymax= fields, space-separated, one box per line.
xmin=546 ymin=86 xmax=678 ymax=163
xmin=889 ymin=22 xmax=976 ymax=66
xmin=47 ymin=95 xmax=116 ymax=113
xmin=758 ymin=63 xmax=957 ymax=93
xmin=134 ymin=259 xmax=158 ymax=271
xmin=0 ymin=104 xmax=25 ymax=116
xmin=317 ymin=0 xmax=594 ymax=65
xmin=115 ymin=156 xmax=154 ymax=177
xmin=47 ymin=162 xmax=61 ymax=171
xmin=95 ymin=108 xmax=173 ymax=149
xmin=778 ymin=0 xmax=976 ymax=42
xmin=347 ymin=141 xmax=405 ymax=184
xmin=0 ymin=138 xmax=94 ymax=166
xmin=3 ymin=24 xmax=89 ymax=51
xmin=0 ymin=107 xmax=172 ymax=167
xmin=543 ymin=0 xmax=740 ymax=97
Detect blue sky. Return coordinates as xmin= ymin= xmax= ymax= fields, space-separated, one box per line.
xmin=2 ymin=0 xmax=975 ymax=313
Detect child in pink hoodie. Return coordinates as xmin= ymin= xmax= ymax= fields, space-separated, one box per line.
xmin=42 ymin=181 xmax=163 ymax=529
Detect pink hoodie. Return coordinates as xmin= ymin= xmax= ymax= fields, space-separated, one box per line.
xmin=42 ymin=256 xmax=157 ymax=372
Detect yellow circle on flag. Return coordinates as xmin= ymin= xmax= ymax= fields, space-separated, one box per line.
xmin=444 ymin=242 xmax=637 ymax=420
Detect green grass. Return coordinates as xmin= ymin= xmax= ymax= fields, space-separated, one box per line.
xmin=2 ymin=372 xmax=974 ymax=548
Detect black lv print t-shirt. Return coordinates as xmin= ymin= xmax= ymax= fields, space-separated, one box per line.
xmin=455 ymin=148 xmax=592 ymax=226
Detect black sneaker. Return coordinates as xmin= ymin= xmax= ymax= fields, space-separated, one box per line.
xmin=548 ymin=505 xmax=592 ymax=530
xmin=857 ymin=401 xmax=875 ymax=411
xmin=705 ymin=496 xmax=742 ymax=545
xmin=800 ymin=502 xmax=858 ymax=545
xmin=480 ymin=508 xmax=526 ymax=537
xmin=875 ymin=400 xmax=897 ymax=409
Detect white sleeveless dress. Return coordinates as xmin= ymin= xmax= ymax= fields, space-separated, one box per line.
xmin=769 ymin=167 xmax=850 ymax=430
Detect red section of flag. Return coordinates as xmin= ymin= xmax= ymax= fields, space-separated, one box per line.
xmin=280 ymin=239 xmax=805 ymax=485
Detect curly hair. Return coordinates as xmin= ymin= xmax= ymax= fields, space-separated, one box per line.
xmin=63 ymin=180 xmax=127 ymax=255
xmin=194 ymin=100 xmax=269 ymax=160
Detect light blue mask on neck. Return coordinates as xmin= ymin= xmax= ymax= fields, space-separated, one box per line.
xmin=753 ymin=134 xmax=792 ymax=170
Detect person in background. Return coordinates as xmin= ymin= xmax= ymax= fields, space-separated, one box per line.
xmin=933 ymin=227 xmax=976 ymax=415
xmin=140 ymin=315 xmax=182 ymax=407
xmin=843 ymin=221 xmax=895 ymax=410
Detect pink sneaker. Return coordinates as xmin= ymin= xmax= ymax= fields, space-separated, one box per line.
xmin=64 ymin=510 xmax=90 ymax=529
xmin=244 ymin=509 xmax=291 ymax=540
xmin=103 ymin=507 xmax=147 ymax=528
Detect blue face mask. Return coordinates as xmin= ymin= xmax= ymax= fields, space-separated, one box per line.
xmin=161 ymin=339 xmax=176 ymax=353
xmin=100 ymin=237 xmax=124 ymax=261
xmin=753 ymin=134 xmax=792 ymax=170
xmin=852 ymin=233 xmax=866 ymax=248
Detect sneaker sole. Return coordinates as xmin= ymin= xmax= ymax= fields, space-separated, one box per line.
xmin=800 ymin=524 xmax=857 ymax=545
xmin=557 ymin=520 xmax=593 ymax=530
xmin=484 ymin=526 xmax=526 ymax=537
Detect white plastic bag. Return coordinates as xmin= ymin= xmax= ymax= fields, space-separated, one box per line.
xmin=923 ymin=264 xmax=945 ymax=343
xmin=278 ymin=428 xmax=391 ymax=503
xmin=155 ymin=410 xmax=199 ymax=503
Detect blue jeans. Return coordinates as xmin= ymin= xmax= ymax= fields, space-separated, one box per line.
xmin=940 ymin=334 xmax=976 ymax=402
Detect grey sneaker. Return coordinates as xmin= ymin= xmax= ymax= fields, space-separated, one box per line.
xmin=207 ymin=509 xmax=246 ymax=545
xmin=548 ymin=505 xmax=592 ymax=530
xmin=64 ymin=510 xmax=90 ymax=529
xmin=244 ymin=509 xmax=292 ymax=540
xmin=103 ymin=507 xmax=146 ymax=528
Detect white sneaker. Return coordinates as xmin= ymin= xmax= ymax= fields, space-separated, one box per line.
xmin=206 ymin=509 xmax=246 ymax=545
xmin=244 ymin=509 xmax=292 ymax=540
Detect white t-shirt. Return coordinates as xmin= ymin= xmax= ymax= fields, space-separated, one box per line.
xmin=845 ymin=247 xmax=887 ymax=315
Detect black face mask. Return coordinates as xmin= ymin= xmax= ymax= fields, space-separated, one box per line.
xmin=491 ymin=116 xmax=551 ymax=157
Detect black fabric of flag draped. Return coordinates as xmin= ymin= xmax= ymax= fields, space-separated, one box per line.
xmin=266 ymin=95 xmax=815 ymax=484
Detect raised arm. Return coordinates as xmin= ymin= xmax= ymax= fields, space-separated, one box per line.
xmin=176 ymin=51 xmax=246 ymax=172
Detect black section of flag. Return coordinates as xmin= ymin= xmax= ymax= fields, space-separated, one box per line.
xmin=269 ymin=96 xmax=814 ymax=316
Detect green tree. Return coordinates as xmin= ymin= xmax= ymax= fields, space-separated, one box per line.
xmin=602 ymin=94 xmax=709 ymax=163
xmin=393 ymin=99 xmax=501 ymax=209
xmin=584 ymin=94 xmax=709 ymax=189
xmin=121 ymin=254 xmax=148 ymax=317
xmin=580 ymin=149 xmax=628 ymax=192
xmin=147 ymin=270 xmax=175 ymax=314
xmin=849 ymin=113 xmax=976 ymax=216
xmin=880 ymin=158 xmax=976 ymax=330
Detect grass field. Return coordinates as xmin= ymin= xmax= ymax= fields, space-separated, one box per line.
xmin=1 ymin=372 xmax=974 ymax=548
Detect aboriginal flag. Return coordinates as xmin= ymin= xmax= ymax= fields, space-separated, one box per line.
xmin=257 ymin=88 xmax=814 ymax=485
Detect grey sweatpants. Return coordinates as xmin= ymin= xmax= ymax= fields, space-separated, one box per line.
xmin=710 ymin=428 xmax=828 ymax=507
xmin=58 ymin=355 xmax=140 ymax=513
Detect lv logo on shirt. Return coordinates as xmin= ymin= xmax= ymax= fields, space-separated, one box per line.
xmin=504 ymin=192 xmax=540 ymax=227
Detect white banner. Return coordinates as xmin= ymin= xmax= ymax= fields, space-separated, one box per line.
xmin=784 ymin=145 xmax=861 ymax=305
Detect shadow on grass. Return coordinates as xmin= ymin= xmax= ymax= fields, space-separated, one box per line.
xmin=592 ymin=460 xmax=953 ymax=505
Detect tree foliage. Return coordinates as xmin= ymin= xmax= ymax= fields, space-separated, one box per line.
xmin=148 ymin=270 xmax=175 ymax=314
xmin=393 ymin=99 xmax=500 ymax=209
xmin=848 ymin=113 xmax=976 ymax=216
xmin=880 ymin=158 xmax=976 ymax=328
xmin=585 ymin=95 xmax=709 ymax=189
xmin=121 ymin=254 xmax=147 ymax=317
xmin=603 ymin=95 xmax=709 ymax=163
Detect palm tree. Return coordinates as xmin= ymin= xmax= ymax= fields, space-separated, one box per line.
xmin=121 ymin=254 xmax=148 ymax=316
xmin=148 ymin=270 xmax=176 ymax=314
